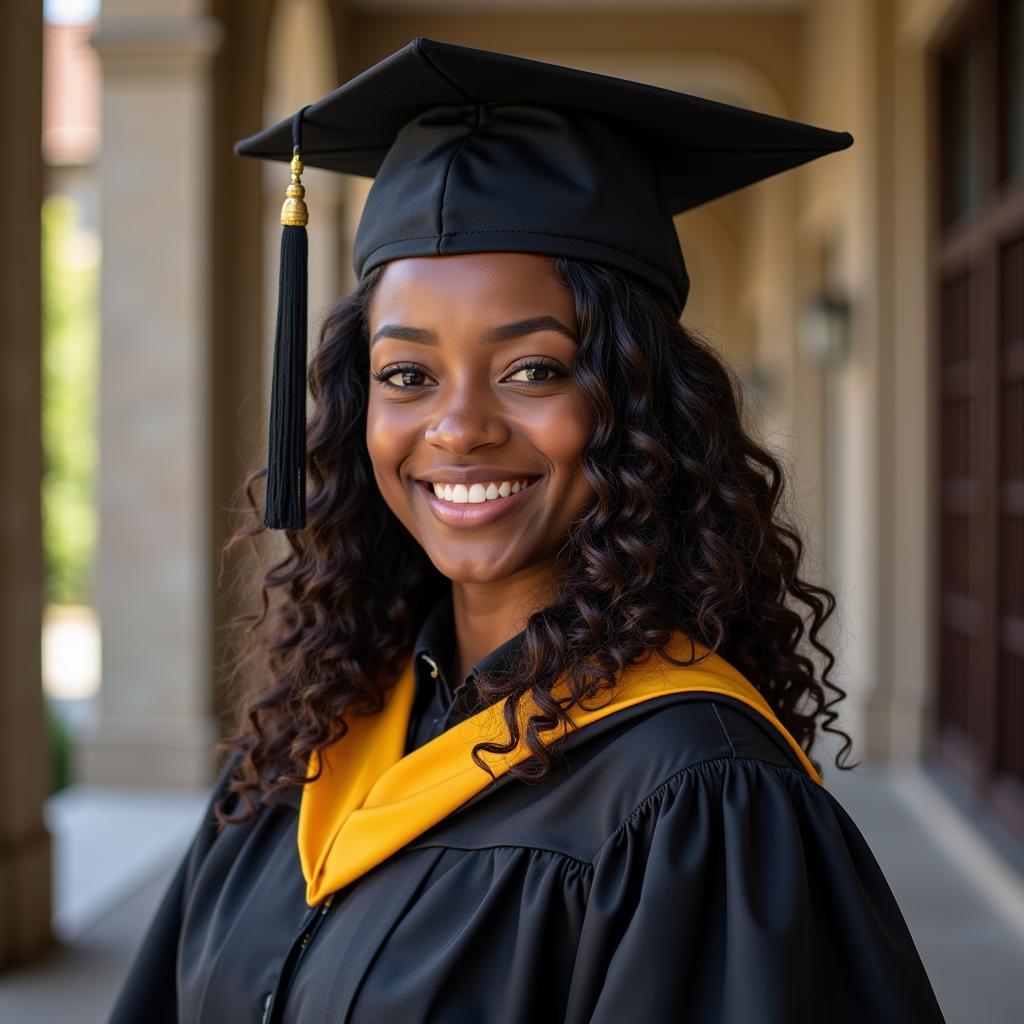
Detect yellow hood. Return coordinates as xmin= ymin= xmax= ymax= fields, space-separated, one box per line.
xmin=298 ymin=631 xmax=822 ymax=905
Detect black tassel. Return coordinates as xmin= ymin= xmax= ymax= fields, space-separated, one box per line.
xmin=264 ymin=107 xmax=311 ymax=530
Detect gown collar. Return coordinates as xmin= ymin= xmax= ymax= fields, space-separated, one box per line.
xmin=297 ymin=629 xmax=824 ymax=906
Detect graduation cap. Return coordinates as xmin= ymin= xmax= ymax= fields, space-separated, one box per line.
xmin=234 ymin=37 xmax=853 ymax=530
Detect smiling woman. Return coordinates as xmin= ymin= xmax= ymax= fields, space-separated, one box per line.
xmin=108 ymin=38 xmax=946 ymax=1024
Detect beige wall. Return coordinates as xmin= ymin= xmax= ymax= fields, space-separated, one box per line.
xmin=797 ymin=0 xmax=893 ymax=757
xmin=81 ymin=0 xmax=223 ymax=786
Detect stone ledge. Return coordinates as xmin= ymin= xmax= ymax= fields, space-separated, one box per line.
xmin=45 ymin=783 xmax=208 ymax=941
xmin=90 ymin=13 xmax=223 ymax=74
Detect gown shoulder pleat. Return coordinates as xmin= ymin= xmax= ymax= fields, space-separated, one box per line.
xmin=563 ymin=754 xmax=947 ymax=1024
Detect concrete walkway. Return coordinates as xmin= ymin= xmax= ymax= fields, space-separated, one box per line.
xmin=0 ymin=785 xmax=205 ymax=1022
xmin=1 ymin=763 xmax=1022 ymax=1022
xmin=0 ymin=862 xmax=179 ymax=1022
xmin=825 ymin=761 xmax=1024 ymax=1024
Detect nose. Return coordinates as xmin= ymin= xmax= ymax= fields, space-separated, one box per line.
xmin=424 ymin=385 xmax=509 ymax=453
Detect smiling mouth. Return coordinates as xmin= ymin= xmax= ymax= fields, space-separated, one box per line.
xmin=414 ymin=475 xmax=543 ymax=528
xmin=417 ymin=477 xmax=541 ymax=505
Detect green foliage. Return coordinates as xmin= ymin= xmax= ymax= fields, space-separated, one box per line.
xmin=47 ymin=701 xmax=72 ymax=794
xmin=41 ymin=193 xmax=99 ymax=605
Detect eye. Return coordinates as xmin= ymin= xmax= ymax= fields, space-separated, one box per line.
xmin=504 ymin=359 xmax=570 ymax=385
xmin=370 ymin=363 xmax=434 ymax=390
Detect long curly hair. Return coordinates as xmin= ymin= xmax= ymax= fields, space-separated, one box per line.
xmin=213 ymin=255 xmax=856 ymax=824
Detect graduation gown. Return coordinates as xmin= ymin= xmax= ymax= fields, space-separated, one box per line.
xmin=109 ymin=600 xmax=946 ymax=1024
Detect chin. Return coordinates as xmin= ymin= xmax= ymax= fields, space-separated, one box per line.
xmin=428 ymin=556 xmax=518 ymax=585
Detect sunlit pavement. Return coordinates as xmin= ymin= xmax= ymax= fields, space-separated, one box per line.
xmin=1 ymin=764 xmax=1023 ymax=1022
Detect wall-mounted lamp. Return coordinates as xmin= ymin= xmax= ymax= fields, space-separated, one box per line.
xmin=797 ymin=291 xmax=852 ymax=369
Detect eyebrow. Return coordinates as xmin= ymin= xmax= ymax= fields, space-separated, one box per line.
xmin=370 ymin=314 xmax=577 ymax=348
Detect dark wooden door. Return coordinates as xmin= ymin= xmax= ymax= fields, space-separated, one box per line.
xmin=936 ymin=0 xmax=1024 ymax=834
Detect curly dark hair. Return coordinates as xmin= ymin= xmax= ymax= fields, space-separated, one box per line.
xmin=213 ymin=255 xmax=857 ymax=825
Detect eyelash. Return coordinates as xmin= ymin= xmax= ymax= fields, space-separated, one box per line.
xmin=370 ymin=359 xmax=570 ymax=391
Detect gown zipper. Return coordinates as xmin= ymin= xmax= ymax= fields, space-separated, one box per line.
xmin=261 ymin=892 xmax=335 ymax=1024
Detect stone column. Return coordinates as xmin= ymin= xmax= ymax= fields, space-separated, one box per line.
xmin=79 ymin=3 xmax=223 ymax=787
xmin=0 ymin=0 xmax=53 ymax=966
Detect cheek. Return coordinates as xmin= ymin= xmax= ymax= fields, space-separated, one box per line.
xmin=365 ymin=402 xmax=413 ymax=507
xmin=525 ymin=395 xmax=593 ymax=488
xmin=364 ymin=403 xmax=387 ymax=463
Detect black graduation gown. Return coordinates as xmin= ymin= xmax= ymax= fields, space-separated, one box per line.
xmin=108 ymin=600 xmax=946 ymax=1024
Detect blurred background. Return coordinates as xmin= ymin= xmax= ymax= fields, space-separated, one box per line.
xmin=1 ymin=0 xmax=1022 ymax=1019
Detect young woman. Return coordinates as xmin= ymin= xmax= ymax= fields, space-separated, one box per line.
xmin=109 ymin=38 xmax=946 ymax=1024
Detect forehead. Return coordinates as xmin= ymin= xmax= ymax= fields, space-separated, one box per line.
xmin=368 ymin=252 xmax=575 ymax=323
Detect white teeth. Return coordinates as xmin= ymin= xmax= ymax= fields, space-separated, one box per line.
xmin=431 ymin=478 xmax=534 ymax=504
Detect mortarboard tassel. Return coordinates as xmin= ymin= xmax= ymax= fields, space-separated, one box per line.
xmin=264 ymin=106 xmax=311 ymax=530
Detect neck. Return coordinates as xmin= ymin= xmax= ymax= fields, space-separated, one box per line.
xmin=449 ymin=567 xmax=555 ymax=681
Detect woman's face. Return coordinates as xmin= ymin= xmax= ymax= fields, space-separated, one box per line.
xmin=366 ymin=252 xmax=594 ymax=585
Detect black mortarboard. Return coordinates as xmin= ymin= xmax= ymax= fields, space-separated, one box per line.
xmin=235 ymin=36 xmax=853 ymax=530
